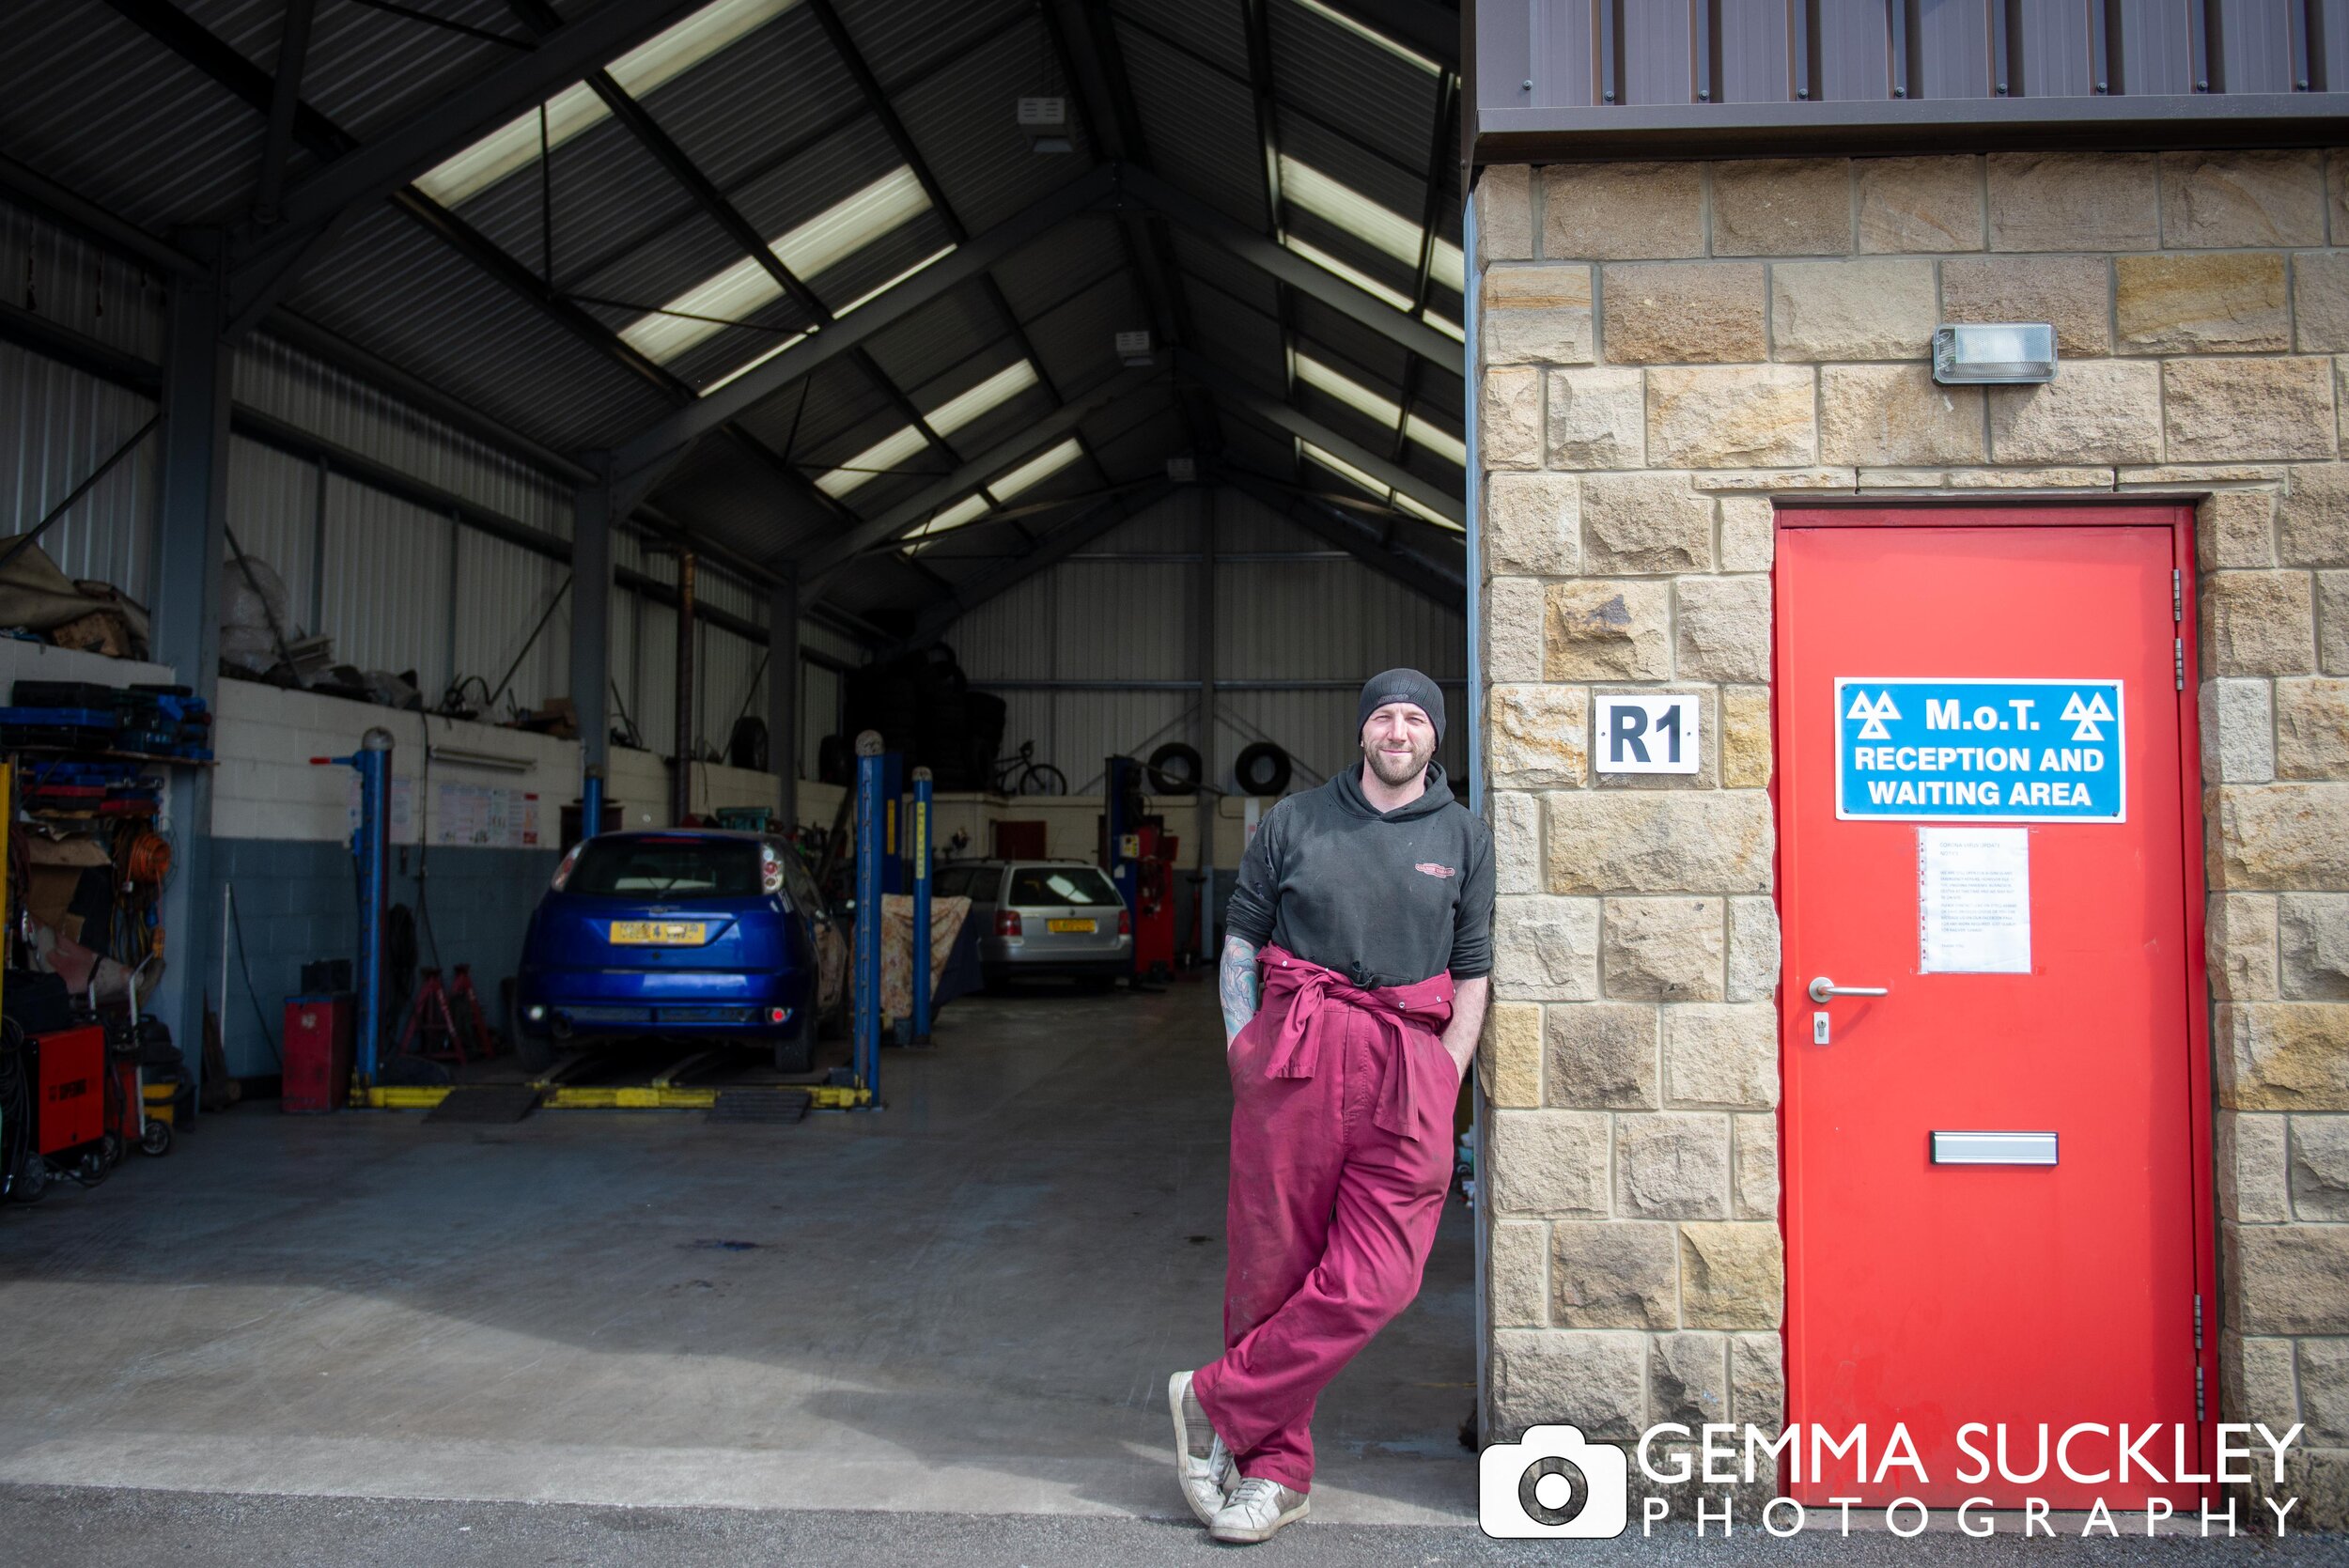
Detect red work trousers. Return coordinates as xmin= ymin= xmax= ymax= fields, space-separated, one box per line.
xmin=1191 ymin=945 xmax=1460 ymax=1494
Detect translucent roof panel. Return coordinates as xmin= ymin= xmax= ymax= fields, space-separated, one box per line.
xmin=1299 ymin=441 xmax=1387 ymax=502
xmin=1279 ymin=155 xmax=1461 ymax=294
xmin=1293 ymin=353 xmax=1463 ymax=467
xmin=1300 ymin=442 xmax=1461 ymax=536
xmin=1285 ymin=0 xmax=1440 ymax=75
xmin=929 ymin=359 xmax=1042 ymax=435
xmin=415 ymin=0 xmax=804 ymax=208
xmin=617 ymin=167 xmax=932 ymax=363
xmin=907 ymin=493 xmax=992 ymax=541
xmin=816 ymin=425 xmax=932 ymax=498
xmin=897 ymin=433 xmax=1083 ymax=556
xmin=814 ymin=359 xmax=1042 ymax=497
xmin=1283 ymin=234 xmax=1411 ymax=312
xmin=988 ymin=436 xmax=1084 ymax=501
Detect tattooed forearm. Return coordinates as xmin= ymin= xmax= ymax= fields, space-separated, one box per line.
xmin=1439 ymin=975 xmax=1488 ymax=1078
xmin=1220 ymin=935 xmax=1261 ymax=1045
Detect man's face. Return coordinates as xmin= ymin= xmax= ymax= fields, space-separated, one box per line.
xmin=1361 ymin=702 xmax=1437 ymax=787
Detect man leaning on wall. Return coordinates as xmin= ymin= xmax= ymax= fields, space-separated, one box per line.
xmin=1167 ymin=668 xmax=1494 ymax=1545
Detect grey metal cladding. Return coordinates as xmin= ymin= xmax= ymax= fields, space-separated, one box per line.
xmin=1470 ymin=0 xmax=2349 ymax=161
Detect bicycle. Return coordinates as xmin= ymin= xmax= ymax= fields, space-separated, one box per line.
xmin=991 ymin=740 xmax=1068 ymax=796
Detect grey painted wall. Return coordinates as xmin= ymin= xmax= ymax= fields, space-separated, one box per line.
xmin=213 ymin=838 xmax=560 ymax=1079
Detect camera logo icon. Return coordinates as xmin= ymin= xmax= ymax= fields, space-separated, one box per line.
xmin=1479 ymin=1424 xmax=1629 ymax=1538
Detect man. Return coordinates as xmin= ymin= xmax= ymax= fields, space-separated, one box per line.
xmin=1168 ymin=668 xmax=1494 ymax=1545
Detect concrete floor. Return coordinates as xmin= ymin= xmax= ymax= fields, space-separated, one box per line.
xmin=9 ymin=1486 xmax=2344 ymax=1568
xmin=0 ymin=982 xmax=1478 ymax=1527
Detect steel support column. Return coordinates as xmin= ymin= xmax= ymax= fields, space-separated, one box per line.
xmin=770 ymin=576 xmax=800 ymax=828
xmin=673 ymin=549 xmax=696 ymax=824
xmin=1193 ymin=483 xmax=1217 ymax=962
xmin=570 ymin=478 xmax=614 ymax=773
xmin=148 ymin=248 xmax=232 ymax=1112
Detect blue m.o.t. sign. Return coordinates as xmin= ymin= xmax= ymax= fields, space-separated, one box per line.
xmin=1834 ymin=677 xmax=2124 ymax=823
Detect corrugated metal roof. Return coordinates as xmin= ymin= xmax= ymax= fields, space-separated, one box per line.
xmin=0 ymin=3 xmax=268 ymax=230
xmin=5 ymin=0 xmax=1466 ymax=628
xmin=1111 ymin=0 xmax=1250 ymax=82
xmin=1166 ymin=229 xmax=1278 ymax=318
xmin=459 ymin=115 xmax=716 ymax=302
xmin=856 ymin=280 xmax=1019 ymax=405
xmin=1084 ymin=404 xmax=1189 ymax=481
xmin=830 ymin=0 xmax=1033 ymax=92
xmin=285 ymin=204 xmax=675 ymax=450
xmin=1218 ymin=420 xmax=1292 ymax=479
xmin=1014 ymin=270 xmax=1145 ymax=403
xmin=1118 ymin=19 xmax=1266 ymax=230
xmin=1288 ymin=297 xmax=1411 ymax=388
xmin=230 ymin=0 xmax=523 ymax=140
xmin=892 ymin=23 xmax=1102 ymax=233
xmin=988 ymin=206 xmax=1124 ymax=303
xmin=729 ymin=354 xmax=891 ymax=466
xmin=647 ymin=7 xmax=867 ymax=190
xmin=1174 ymin=284 xmax=1283 ymax=388
xmin=1269 ymin=0 xmax=1442 ymax=170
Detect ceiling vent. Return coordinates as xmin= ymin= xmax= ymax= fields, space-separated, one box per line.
xmin=1115 ymin=330 xmax=1154 ymax=366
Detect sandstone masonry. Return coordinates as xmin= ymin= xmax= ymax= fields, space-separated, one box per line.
xmin=1474 ymin=147 xmax=2349 ymax=1525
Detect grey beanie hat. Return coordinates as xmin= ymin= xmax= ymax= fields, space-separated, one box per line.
xmin=1358 ymin=667 xmax=1445 ymax=743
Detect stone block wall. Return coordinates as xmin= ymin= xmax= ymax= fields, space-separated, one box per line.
xmin=1470 ymin=147 xmax=2349 ymax=1521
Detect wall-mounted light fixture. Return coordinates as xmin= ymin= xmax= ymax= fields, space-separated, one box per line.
xmin=1932 ymin=322 xmax=2058 ymax=385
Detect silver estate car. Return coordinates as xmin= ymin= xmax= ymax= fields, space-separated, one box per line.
xmin=935 ymin=859 xmax=1131 ymax=986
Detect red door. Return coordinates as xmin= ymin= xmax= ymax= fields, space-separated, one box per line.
xmin=1775 ymin=505 xmax=2212 ymax=1509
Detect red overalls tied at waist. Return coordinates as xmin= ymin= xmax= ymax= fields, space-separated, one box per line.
xmin=1252 ymin=944 xmax=1455 ymax=1142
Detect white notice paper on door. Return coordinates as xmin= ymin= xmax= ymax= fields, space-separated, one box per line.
xmin=1918 ymin=828 xmax=2030 ymax=974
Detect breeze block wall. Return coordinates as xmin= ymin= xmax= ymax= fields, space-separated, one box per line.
xmin=1470 ymin=147 xmax=2349 ymax=1523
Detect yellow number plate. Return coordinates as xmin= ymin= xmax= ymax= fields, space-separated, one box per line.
xmin=609 ymin=921 xmax=707 ymax=945
xmin=1047 ymin=918 xmax=1096 ymax=934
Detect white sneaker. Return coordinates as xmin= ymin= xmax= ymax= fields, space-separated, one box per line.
xmin=1209 ymin=1476 xmax=1310 ymax=1544
xmin=1167 ymin=1371 xmax=1235 ymax=1526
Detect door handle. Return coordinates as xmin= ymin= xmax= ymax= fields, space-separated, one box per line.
xmin=1808 ymin=976 xmax=1890 ymax=1003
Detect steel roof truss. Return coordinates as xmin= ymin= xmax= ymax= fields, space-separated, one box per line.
xmin=796 ymin=363 xmax=1162 ymax=586
xmin=607 ymin=164 xmax=1119 ymax=484
xmin=248 ymin=0 xmax=709 ymax=251
xmin=1115 ymin=165 xmax=1458 ymax=372
xmin=1174 ymin=349 xmax=1458 ymax=526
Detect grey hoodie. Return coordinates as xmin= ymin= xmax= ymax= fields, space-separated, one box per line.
xmin=1223 ymin=760 xmax=1494 ymax=987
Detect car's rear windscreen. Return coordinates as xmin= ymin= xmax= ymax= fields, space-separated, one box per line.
xmin=1007 ymin=867 xmax=1121 ymax=907
xmin=569 ymin=838 xmax=761 ymax=897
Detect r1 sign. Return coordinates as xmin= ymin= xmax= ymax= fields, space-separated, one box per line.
xmin=1595 ymin=694 xmax=1700 ymax=774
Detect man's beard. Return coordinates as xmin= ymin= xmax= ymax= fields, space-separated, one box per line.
xmin=1363 ymin=737 xmax=1435 ymax=787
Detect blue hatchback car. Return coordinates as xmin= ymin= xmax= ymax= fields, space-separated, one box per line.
xmin=515 ymin=830 xmax=832 ymax=1072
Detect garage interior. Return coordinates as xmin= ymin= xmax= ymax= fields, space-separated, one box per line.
xmin=0 ymin=0 xmax=1477 ymax=1534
